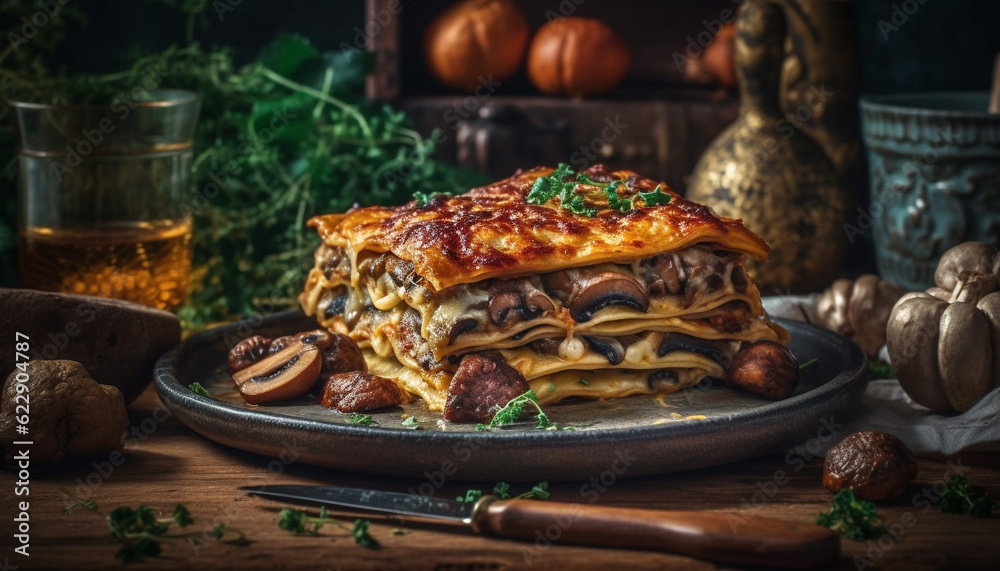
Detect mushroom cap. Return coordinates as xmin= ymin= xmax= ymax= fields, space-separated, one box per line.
xmin=887 ymin=293 xmax=951 ymax=411
xmin=938 ymin=303 xmax=993 ymax=412
xmin=0 ymin=360 xmax=128 ymax=461
xmin=935 ymin=241 xmax=998 ymax=291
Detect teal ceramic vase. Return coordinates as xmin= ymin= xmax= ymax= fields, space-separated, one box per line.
xmin=860 ymin=92 xmax=1000 ymax=291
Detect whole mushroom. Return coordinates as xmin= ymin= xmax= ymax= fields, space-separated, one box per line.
xmin=823 ymin=431 xmax=917 ymax=502
xmin=0 ymin=360 xmax=129 ymax=461
xmin=886 ymin=241 xmax=1000 ymax=412
xmin=816 ymin=274 xmax=904 ymax=358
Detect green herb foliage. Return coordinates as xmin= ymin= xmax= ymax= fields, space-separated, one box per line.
xmin=526 ymin=164 xmax=671 ymax=218
xmin=868 ymin=360 xmax=895 ymax=381
xmin=61 ymin=488 xmax=97 ymax=514
xmin=940 ymin=476 xmax=996 ymax=518
xmin=413 ymin=190 xmax=452 ymax=207
xmin=475 ymin=389 xmax=556 ymax=431
xmin=187 ymin=382 xmax=214 ymax=398
xmin=278 ymin=506 xmax=344 ymax=535
xmin=107 ymin=504 xmax=248 ymax=563
xmin=352 ymin=519 xmax=380 ymax=549
xmin=456 ymin=489 xmax=483 ymax=503
xmin=0 ymin=1 xmax=488 ymax=323
xmin=815 ymin=489 xmax=883 ymax=541
xmin=798 ymin=358 xmax=819 ymax=370
xmin=401 ymin=416 xmax=420 ymax=428
xmin=459 ymin=482 xmax=550 ymax=503
xmin=349 ymin=413 xmax=377 ymax=426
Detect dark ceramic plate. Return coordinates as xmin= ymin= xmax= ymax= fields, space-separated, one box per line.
xmin=155 ymin=311 xmax=868 ymax=481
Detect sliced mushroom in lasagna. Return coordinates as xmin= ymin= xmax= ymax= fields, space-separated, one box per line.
xmin=299 ymin=165 xmax=788 ymax=420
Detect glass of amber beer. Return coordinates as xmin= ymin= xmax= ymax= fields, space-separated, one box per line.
xmin=9 ymin=90 xmax=200 ymax=311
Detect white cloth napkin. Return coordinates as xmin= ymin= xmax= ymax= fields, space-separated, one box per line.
xmin=762 ymin=295 xmax=1000 ymax=455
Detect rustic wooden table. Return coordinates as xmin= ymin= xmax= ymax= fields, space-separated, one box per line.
xmin=2 ymin=385 xmax=998 ymax=570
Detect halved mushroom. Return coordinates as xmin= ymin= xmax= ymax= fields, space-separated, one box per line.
xmin=488 ymin=290 xmax=524 ymax=327
xmin=584 ymin=335 xmax=626 ymax=365
xmin=570 ymin=272 xmax=649 ymax=322
xmin=659 ymin=333 xmax=731 ymax=368
xmin=487 ymin=281 xmax=556 ymax=327
xmin=647 ymin=370 xmax=679 ymax=390
xmin=642 ymin=254 xmax=684 ymax=296
xmin=232 ymin=344 xmax=321 ymax=404
xmin=448 ymin=317 xmax=479 ymax=344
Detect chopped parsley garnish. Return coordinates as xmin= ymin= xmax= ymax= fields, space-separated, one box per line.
xmin=476 ymin=389 xmax=556 ymax=431
xmin=401 ymin=416 xmax=420 ymax=428
xmin=940 ymin=475 xmax=997 ymax=518
xmin=458 ymin=482 xmax=550 ymax=503
xmin=869 ymin=359 xmax=895 ymax=380
xmin=278 ymin=508 xmax=379 ymax=549
xmin=187 ymin=382 xmax=214 ymax=398
xmin=816 ymin=489 xmax=883 ymax=540
xmin=107 ymin=504 xmax=248 ymax=563
xmin=348 ymin=413 xmax=377 ymax=426
xmin=412 ymin=190 xmax=451 ymax=207
xmin=352 ymin=519 xmax=380 ymax=549
xmin=493 ymin=482 xmax=511 ymax=499
xmin=456 ymin=489 xmax=484 ymax=503
xmin=578 ymin=378 xmax=590 ymax=386
xmin=61 ymin=488 xmax=97 ymax=514
xmin=527 ymin=163 xmax=671 ymax=216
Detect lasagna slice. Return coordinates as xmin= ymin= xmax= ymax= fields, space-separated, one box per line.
xmin=299 ymin=165 xmax=788 ymax=418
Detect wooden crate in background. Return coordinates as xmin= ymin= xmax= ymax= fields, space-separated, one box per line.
xmin=364 ymin=0 xmax=741 ymax=188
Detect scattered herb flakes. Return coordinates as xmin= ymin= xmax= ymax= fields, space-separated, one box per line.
xmin=456 ymin=489 xmax=484 ymax=503
xmin=578 ymin=378 xmax=590 ymax=386
xmin=187 ymin=382 xmax=214 ymax=398
xmin=940 ymin=476 xmax=997 ymax=518
xmin=478 ymin=389 xmax=556 ymax=431
xmin=412 ymin=190 xmax=452 ymax=207
xmin=278 ymin=506 xmax=345 ymax=536
xmin=391 ymin=528 xmax=408 ymax=536
xmin=107 ymin=504 xmax=248 ymax=563
xmin=523 ymin=481 xmax=551 ymax=500
xmin=868 ymin=360 xmax=895 ymax=381
xmin=816 ymin=489 xmax=883 ymax=541
xmin=349 ymin=413 xmax=377 ymax=426
xmin=493 ymin=482 xmax=511 ymax=499
xmin=401 ymin=416 xmax=420 ymax=428
xmin=352 ymin=519 xmax=380 ymax=549
xmin=61 ymin=488 xmax=97 ymax=514
xmin=798 ymin=358 xmax=819 ymax=370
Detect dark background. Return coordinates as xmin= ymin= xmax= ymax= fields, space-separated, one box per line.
xmin=19 ymin=0 xmax=1000 ymax=96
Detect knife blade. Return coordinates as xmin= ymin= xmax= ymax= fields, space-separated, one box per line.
xmin=242 ymin=484 xmax=839 ymax=568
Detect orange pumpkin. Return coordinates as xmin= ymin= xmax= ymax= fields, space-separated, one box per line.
xmin=424 ymin=0 xmax=530 ymax=92
xmin=527 ymin=17 xmax=631 ymax=97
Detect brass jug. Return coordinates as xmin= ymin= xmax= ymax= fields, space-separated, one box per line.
xmin=686 ymin=0 xmax=847 ymax=293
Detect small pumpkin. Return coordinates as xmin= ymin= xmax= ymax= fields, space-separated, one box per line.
xmin=685 ymin=23 xmax=737 ymax=90
xmin=886 ymin=242 xmax=1000 ymax=412
xmin=424 ymin=0 xmax=530 ymax=92
xmin=526 ymin=17 xmax=630 ymax=97
xmin=816 ymin=274 xmax=904 ymax=358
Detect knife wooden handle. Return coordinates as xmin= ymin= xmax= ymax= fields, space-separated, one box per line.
xmin=469 ymin=497 xmax=839 ymax=568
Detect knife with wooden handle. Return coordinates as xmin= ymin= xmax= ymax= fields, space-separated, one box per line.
xmin=242 ymin=485 xmax=839 ymax=568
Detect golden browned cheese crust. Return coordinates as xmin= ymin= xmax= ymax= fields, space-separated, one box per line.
xmin=310 ymin=166 xmax=770 ymax=291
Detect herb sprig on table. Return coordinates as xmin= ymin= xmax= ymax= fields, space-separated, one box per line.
xmin=940 ymin=475 xmax=997 ymax=518
xmin=278 ymin=507 xmax=379 ymax=548
xmin=107 ymin=504 xmax=249 ymax=563
xmin=456 ymin=481 xmax=551 ymax=502
xmin=816 ymin=489 xmax=884 ymax=540
xmin=0 ymin=1 xmax=489 ymax=325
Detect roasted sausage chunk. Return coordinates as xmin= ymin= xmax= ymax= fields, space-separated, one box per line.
xmin=320 ymin=371 xmax=404 ymax=413
xmin=444 ymin=353 xmax=530 ymax=423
